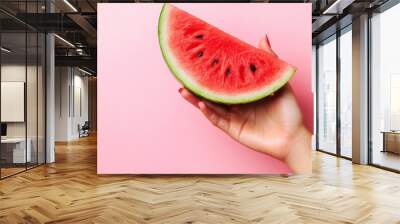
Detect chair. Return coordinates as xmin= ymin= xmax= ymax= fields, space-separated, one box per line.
xmin=79 ymin=121 xmax=90 ymax=138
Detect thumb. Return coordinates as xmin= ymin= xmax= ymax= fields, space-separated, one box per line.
xmin=258 ymin=34 xmax=278 ymax=57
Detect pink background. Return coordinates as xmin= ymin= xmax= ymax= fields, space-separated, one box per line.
xmin=97 ymin=3 xmax=312 ymax=174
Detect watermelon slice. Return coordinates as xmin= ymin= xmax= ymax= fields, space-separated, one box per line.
xmin=158 ymin=4 xmax=296 ymax=104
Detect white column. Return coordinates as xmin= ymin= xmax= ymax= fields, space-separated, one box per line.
xmin=352 ymin=14 xmax=369 ymax=164
xmin=45 ymin=0 xmax=56 ymax=163
xmin=46 ymin=33 xmax=55 ymax=163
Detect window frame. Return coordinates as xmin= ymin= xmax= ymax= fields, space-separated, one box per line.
xmin=315 ymin=24 xmax=353 ymax=160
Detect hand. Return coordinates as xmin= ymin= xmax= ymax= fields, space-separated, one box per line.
xmin=179 ymin=35 xmax=312 ymax=174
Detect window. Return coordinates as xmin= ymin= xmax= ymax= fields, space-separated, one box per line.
xmin=339 ymin=27 xmax=352 ymax=158
xmin=317 ymin=36 xmax=337 ymax=154
xmin=0 ymin=1 xmax=46 ymax=179
xmin=316 ymin=26 xmax=353 ymax=158
xmin=370 ymin=2 xmax=400 ymax=171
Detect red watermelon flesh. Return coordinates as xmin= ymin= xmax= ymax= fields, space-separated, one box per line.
xmin=158 ymin=4 xmax=296 ymax=104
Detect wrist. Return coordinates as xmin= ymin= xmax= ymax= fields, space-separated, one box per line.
xmin=283 ymin=126 xmax=312 ymax=174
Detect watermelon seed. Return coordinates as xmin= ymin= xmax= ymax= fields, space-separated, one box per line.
xmin=195 ymin=34 xmax=204 ymax=39
xmin=250 ymin=64 xmax=257 ymax=73
xmin=211 ymin=58 xmax=219 ymax=66
xmin=196 ymin=51 xmax=204 ymax=58
xmin=225 ymin=68 xmax=231 ymax=76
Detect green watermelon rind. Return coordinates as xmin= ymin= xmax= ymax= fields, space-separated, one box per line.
xmin=158 ymin=4 xmax=296 ymax=104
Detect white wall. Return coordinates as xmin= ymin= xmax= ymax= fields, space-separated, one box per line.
xmin=71 ymin=73 xmax=89 ymax=138
xmin=55 ymin=67 xmax=89 ymax=141
xmin=1 ymin=65 xmax=42 ymax=137
xmin=1 ymin=66 xmax=26 ymax=134
xmin=55 ymin=67 xmax=70 ymax=141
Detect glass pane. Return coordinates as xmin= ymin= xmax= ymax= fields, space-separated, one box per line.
xmin=25 ymin=0 xmax=38 ymax=169
xmin=340 ymin=29 xmax=352 ymax=158
xmin=38 ymin=33 xmax=45 ymax=165
xmin=1 ymin=32 xmax=27 ymax=177
xmin=371 ymin=3 xmax=400 ymax=171
xmin=0 ymin=1 xmax=46 ymax=178
xmin=27 ymin=31 xmax=38 ymax=169
xmin=318 ymin=36 xmax=337 ymax=154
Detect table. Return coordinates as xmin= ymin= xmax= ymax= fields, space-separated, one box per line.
xmin=381 ymin=131 xmax=400 ymax=154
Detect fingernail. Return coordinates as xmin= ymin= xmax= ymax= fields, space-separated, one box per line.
xmin=198 ymin=101 xmax=205 ymax=109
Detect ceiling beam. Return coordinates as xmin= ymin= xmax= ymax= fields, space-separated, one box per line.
xmin=322 ymin=0 xmax=356 ymax=14
xmin=67 ymin=13 xmax=97 ymax=46
xmin=55 ymin=55 xmax=96 ymax=69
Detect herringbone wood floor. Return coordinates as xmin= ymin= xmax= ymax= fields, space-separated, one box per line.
xmin=1 ymin=134 xmax=400 ymax=224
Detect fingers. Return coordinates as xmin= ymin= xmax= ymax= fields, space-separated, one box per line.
xmin=179 ymin=88 xmax=230 ymax=118
xmin=179 ymin=87 xmax=231 ymax=132
xmin=198 ymin=102 xmax=230 ymax=133
xmin=203 ymin=101 xmax=230 ymax=118
xmin=258 ymin=34 xmax=277 ymax=57
xmin=179 ymin=88 xmax=200 ymax=108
